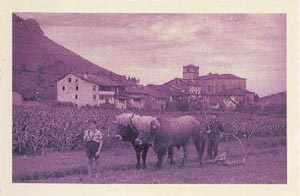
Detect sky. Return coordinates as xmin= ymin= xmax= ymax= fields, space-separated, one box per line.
xmin=17 ymin=13 xmax=286 ymax=97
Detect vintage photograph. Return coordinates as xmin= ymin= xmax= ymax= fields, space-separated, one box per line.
xmin=12 ymin=13 xmax=286 ymax=184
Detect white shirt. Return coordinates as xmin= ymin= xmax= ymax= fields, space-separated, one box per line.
xmin=83 ymin=129 xmax=103 ymax=143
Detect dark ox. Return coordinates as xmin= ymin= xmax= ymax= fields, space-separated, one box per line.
xmin=114 ymin=116 xmax=152 ymax=170
xmin=135 ymin=115 xmax=205 ymax=169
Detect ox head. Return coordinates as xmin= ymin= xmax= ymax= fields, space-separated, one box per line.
xmin=135 ymin=118 xmax=160 ymax=145
xmin=114 ymin=114 xmax=139 ymax=143
xmin=134 ymin=132 xmax=155 ymax=145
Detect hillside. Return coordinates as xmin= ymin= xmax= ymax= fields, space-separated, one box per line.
xmin=13 ymin=14 xmax=130 ymax=100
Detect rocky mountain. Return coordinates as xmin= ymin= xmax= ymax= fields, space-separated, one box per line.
xmin=13 ymin=14 xmax=130 ymax=100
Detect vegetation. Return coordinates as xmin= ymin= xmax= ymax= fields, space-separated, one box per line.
xmin=13 ymin=105 xmax=286 ymax=156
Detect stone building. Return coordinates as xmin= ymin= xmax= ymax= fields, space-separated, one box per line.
xmin=115 ymin=85 xmax=169 ymax=111
xmin=56 ymin=73 xmax=124 ymax=106
xmin=155 ymin=64 xmax=254 ymax=110
xmin=199 ymin=73 xmax=246 ymax=95
xmin=57 ymin=73 xmax=168 ymax=111
xmin=208 ymin=89 xmax=255 ymax=110
xmin=183 ymin=64 xmax=199 ymax=80
xmin=56 ymin=64 xmax=254 ymax=111
xmin=162 ymin=78 xmax=201 ymax=96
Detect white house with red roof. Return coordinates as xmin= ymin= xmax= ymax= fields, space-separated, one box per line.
xmin=56 ymin=73 xmax=125 ymax=106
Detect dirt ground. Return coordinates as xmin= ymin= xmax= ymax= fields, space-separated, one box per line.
xmin=13 ymin=136 xmax=286 ymax=184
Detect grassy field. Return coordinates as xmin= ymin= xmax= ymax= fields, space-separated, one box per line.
xmin=12 ymin=105 xmax=287 ymax=184
xmin=13 ymin=136 xmax=286 ymax=184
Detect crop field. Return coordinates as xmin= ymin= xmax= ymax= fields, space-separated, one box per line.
xmin=12 ymin=105 xmax=287 ymax=184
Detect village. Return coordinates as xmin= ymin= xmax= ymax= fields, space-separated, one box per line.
xmin=10 ymin=13 xmax=287 ymax=185
xmin=57 ymin=64 xmax=257 ymax=111
xmin=13 ymin=64 xmax=257 ymax=112
xmin=11 ymin=13 xmax=285 ymax=114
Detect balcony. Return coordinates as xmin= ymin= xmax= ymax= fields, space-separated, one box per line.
xmin=99 ymin=91 xmax=114 ymax=95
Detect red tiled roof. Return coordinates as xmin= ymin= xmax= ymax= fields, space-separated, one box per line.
xmin=125 ymin=86 xmax=147 ymax=94
xmin=144 ymin=86 xmax=169 ymax=99
xmin=199 ymin=73 xmax=246 ymax=80
xmin=57 ymin=73 xmax=135 ymax=87
xmin=120 ymin=85 xmax=169 ymax=99
xmin=182 ymin=79 xmax=201 ymax=86
xmin=162 ymin=78 xmax=189 ymax=86
xmin=146 ymin=84 xmax=188 ymax=97
xmin=183 ymin=64 xmax=198 ymax=68
xmin=214 ymin=89 xmax=254 ymax=96
xmin=76 ymin=74 xmax=122 ymax=86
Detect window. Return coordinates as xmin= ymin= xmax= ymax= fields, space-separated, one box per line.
xmin=93 ymin=95 xmax=96 ymax=100
xmin=99 ymin=86 xmax=113 ymax=91
xmin=99 ymin=95 xmax=104 ymax=100
xmin=68 ymin=78 xmax=72 ymax=82
xmin=119 ymin=98 xmax=125 ymax=104
xmin=75 ymin=95 xmax=78 ymax=99
xmin=93 ymin=85 xmax=97 ymax=91
xmin=133 ymin=98 xmax=141 ymax=103
xmin=222 ymin=84 xmax=226 ymax=90
xmin=76 ymin=86 xmax=79 ymax=91
xmin=187 ymin=68 xmax=189 ymax=73
xmin=62 ymin=86 xmax=65 ymax=91
xmin=75 ymin=78 xmax=78 ymax=82
xmin=207 ymin=85 xmax=211 ymax=92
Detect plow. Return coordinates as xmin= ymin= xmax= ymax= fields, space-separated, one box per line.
xmin=205 ymin=132 xmax=246 ymax=167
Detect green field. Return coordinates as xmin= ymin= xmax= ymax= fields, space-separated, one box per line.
xmin=13 ymin=105 xmax=287 ymax=183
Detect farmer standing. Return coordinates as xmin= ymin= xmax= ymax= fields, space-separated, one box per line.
xmin=205 ymin=113 xmax=224 ymax=160
xmin=83 ymin=120 xmax=103 ymax=177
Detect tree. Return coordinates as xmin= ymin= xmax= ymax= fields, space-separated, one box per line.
xmin=254 ymin=94 xmax=259 ymax=102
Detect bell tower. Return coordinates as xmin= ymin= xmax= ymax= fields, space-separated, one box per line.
xmin=183 ymin=64 xmax=199 ymax=80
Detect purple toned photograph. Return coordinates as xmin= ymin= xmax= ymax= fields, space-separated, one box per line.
xmin=12 ymin=13 xmax=286 ymax=184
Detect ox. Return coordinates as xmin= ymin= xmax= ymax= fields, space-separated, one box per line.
xmin=114 ymin=113 xmax=159 ymax=170
xmin=134 ymin=115 xmax=205 ymax=169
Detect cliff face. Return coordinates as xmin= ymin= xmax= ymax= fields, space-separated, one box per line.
xmin=12 ymin=14 xmax=122 ymax=100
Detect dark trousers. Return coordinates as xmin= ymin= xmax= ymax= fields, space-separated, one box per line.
xmin=207 ymin=135 xmax=219 ymax=159
xmin=86 ymin=140 xmax=100 ymax=160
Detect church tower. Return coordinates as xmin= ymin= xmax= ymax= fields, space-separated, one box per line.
xmin=183 ymin=64 xmax=199 ymax=80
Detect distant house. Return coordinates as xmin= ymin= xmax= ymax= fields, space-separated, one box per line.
xmin=114 ymin=95 xmax=128 ymax=110
xmin=199 ymin=73 xmax=246 ymax=95
xmin=13 ymin=91 xmax=23 ymax=105
xmin=208 ymin=89 xmax=255 ymax=110
xmin=56 ymin=73 xmax=168 ymax=111
xmin=56 ymin=64 xmax=254 ymax=111
xmin=115 ymin=85 xmax=168 ymax=111
xmin=259 ymin=92 xmax=286 ymax=107
xmin=258 ymin=92 xmax=286 ymax=114
xmin=154 ymin=64 xmax=253 ymax=110
xmin=56 ymin=73 xmax=124 ymax=106
xmin=162 ymin=77 xmax=201 ymax=97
